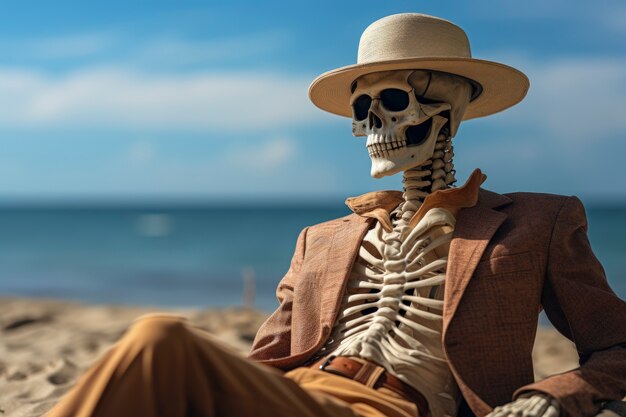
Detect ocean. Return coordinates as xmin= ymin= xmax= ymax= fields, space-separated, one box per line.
xmin=0 ymin=204 xmax=624 ymax=312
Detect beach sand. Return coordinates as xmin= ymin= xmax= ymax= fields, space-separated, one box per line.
xmin=0 ymin=297 xmax=621 ymax=417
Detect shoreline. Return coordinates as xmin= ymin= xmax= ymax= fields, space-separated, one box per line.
xmin=0 ymin=296 xmax=583 ymax=417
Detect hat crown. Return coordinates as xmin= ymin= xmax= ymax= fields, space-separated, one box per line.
xmin=358 ymin=13 xmax=472 ymax=64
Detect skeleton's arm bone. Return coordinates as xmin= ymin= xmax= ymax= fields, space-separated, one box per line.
xmin=486 ymin=393 xmax=559 ymax=417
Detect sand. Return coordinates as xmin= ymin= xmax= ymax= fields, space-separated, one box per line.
xmin=0 ymin=297 xmax=621 ymax=417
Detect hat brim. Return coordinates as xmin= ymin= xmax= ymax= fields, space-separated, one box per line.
xmin=308 ymin=57 xmax=529 ymax=121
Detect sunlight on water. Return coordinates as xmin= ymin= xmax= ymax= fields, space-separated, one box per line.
xmin=136 ymin=214 xmax=173 ymax=237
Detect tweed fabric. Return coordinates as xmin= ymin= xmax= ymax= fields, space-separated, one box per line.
xmin=249 ymin=189 xmax=626 ymax=417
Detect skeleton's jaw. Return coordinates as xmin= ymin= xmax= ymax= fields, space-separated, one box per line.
xmin=370 ymin=157 xmax=405 ymax=178
xmin=368 ymin=115 xmax=447 ymax=178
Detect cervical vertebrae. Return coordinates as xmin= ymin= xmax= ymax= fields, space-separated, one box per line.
xmin=398 ymin=128 xmax=456 ymax=220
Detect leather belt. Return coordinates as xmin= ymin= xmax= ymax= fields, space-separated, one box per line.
xmin=311 ymin=355 xmax=430 ymax=417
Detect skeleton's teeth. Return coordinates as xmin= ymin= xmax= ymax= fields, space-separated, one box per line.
xmin=366 ymin=135 xmax=408 ymax=158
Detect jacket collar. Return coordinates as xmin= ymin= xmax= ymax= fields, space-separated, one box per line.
xmin=345 ymin=168 xmax=496 ymax=230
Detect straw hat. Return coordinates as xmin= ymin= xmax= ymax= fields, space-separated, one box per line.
xmin=308 ymin=13 xmax=529 ymax=121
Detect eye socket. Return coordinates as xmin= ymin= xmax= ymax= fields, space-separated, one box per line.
xmin=352 ymin=94 xmax=372 ymax=121
xmin=380 ymin=88 xmax=409 ymax=111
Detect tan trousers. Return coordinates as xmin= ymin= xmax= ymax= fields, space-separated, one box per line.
xmin=47 ymin=314 xmax=419 ymax=417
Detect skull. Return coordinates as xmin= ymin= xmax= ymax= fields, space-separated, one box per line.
xmin=350 ymin=69 xmax=473 ymax=178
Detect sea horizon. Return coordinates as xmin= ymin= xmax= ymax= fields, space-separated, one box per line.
xmin=0 ymin=202 xmax=624 ymax=314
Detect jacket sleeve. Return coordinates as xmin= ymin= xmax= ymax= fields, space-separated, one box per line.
xmin=513 ymin=196 xmax=626 ymax=417
xmin=247 ymin=227 xmax=308 ymax=365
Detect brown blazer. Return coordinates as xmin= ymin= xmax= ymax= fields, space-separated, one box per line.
xmin=249 ymin=189 xmax=626 ymax=417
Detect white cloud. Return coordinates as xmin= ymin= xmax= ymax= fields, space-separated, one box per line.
xmin=0 ymin=33 xmax=118 ymax=59
xmin=0 ymin=28 xmax=326 ymax=134
xmin=0 ymin=67 xmax=323 ymax=132
xmin=470 ymin=0 xmax=572 ymax=20
xmin=125 ymin=141 xmax=157 ymax=165
xmin=94 ymin=135 xmax=335 ymax=197
xmin=458 ymin=55 xmax=626 ymax=198
xmin=470 ymin=0 xmax=626 ymax=29
xmin=98 ymin=136 xmax=338 ymax=197
xmin=601 ymin=4 xmax=626 ymax=35
xmin=0 ymin=30 xmax=287 ymax=64
xmin=484 ymin=56 xmax=626 ymax=141
xmin=133 ymin=33 xmax=290 ymax=67
xmin=30 ymin=33 xmax=117 ymax=59
xmin=220 ymin=137 xmax=297 ymax=172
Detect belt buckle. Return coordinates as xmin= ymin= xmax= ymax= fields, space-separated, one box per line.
xmin=318 ymin=355 xmax=336 ymax=371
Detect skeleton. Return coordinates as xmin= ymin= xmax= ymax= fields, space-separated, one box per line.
xmin=319 ymin=69 xmax=560 ymax=417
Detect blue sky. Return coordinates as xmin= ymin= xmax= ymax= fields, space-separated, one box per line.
xmin=1 ymin=0 xmax=625 ymax=204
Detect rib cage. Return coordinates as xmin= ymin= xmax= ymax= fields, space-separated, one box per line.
xmin=318 ymin=206 xmax=459 ymax=417
xmin=322 ymin=207 xmax=452 ymax=354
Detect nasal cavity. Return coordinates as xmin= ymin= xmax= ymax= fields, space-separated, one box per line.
xmin=369 ymin=113 xmax=382 ymax=129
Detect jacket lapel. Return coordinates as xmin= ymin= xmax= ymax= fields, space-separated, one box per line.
xmin=321 ymin=214 xmax=372 ymax=327
xmin=443 ymin=188 xmax=512 ymax=336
